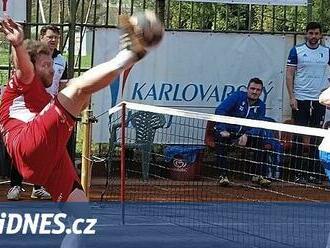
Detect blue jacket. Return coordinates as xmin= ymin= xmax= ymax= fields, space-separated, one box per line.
xmin=215 ymin=91 xmax=266 ymax=135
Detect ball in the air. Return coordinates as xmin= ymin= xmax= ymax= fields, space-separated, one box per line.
xmin=130 ymin=10 xmax=164 ymax=47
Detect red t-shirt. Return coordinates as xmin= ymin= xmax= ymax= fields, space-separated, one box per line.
xmin=0 ymin=74 xmax=52 ymax=133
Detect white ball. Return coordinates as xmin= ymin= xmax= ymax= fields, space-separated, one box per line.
xmin=129 ymin=10 xmax=164 ymax=48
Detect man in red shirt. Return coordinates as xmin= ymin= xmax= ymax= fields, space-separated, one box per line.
xmin=0 ymin=17 xmax=149 ymax=202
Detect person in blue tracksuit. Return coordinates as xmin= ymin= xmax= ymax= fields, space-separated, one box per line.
xmin=214 ymin=77 xmax=272 ymax=187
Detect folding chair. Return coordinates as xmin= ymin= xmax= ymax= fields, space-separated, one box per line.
xmin=108 ymin=111 xmax=166 ymax=180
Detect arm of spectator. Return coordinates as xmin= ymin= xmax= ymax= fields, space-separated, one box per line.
xmin=286 ymin=47 xmax=298 ymax=110
xmin=286 ymin=66 xmax=298 ymax=110
xmin=286 ymin=48 xmax=298 ymax=111
xmin=1 ymin=18 xmax=34 ymax=85
xmin=258 ymin=102 xmax=266 ymax=118
xmin=215 ymin=93 xmax=237 ymax=132
xmin=244 ymin=103 xmax=266 ymax=136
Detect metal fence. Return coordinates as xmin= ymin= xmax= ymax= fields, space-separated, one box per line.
xmin=0 ymin=0 xmax=327 ymax=83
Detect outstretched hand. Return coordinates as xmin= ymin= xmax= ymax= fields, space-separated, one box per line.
xmin=0 ymin=17 xmax=24 ymax=47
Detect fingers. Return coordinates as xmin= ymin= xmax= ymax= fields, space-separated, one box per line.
xmin=292 ymin=103 xmax=298 ymax=111
xmin=7 ymin=18 xmax=20 ymax=30
xmin=0 ymin=19 xmax=13 ymax=34
xmin=290 ymin=99 xmax=299 ymax=111
xmin=0 ymin=17 xmax=21 ymax=35
xmin=290 ymin=103 xmax=298 ymax=110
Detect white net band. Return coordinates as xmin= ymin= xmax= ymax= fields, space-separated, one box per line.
xmin=109 ymin=101 xmax=330 ymax=138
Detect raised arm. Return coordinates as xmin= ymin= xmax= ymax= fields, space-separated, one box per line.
xmin=0 ymin=18 xmax=34 ymax=84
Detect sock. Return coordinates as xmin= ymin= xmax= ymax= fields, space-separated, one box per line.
xmin=109 ymin=49 xmax=138 ymax=71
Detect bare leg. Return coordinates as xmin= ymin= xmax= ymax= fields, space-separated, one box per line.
xmin=58 ymin=16 xmax=147 ymax=117
xmin=60 ymin=191 xmax=89 ymax=248
xmin=58 ymin=49 xmax=139 ymax=117
xmin=66 ymin=188 xmax=88 ymax=202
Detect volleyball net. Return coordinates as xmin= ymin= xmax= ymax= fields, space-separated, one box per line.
xmin=100 ymin=101 xmax=330 ymax=248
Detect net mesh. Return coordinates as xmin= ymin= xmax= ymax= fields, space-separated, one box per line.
xmin=99 ymin=101 xmax=330 ymax=248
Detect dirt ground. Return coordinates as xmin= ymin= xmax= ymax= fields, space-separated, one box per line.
xmin=0 ymin=177 xmax=329 ymax=203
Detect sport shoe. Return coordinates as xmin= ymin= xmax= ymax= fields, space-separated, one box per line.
xmin=119 ymin=15 xmax=147 ymax=60
xmin=252 ymin=176 xmax=271 ymax=187
xmin=218 ymin=176 xmax=230 ymax=186
xmin=31 ymin=187 xmax=52 ymax=200
xmin=7 ymin=186 xmax=22 ymax=201
xmin=307 ymin=176 xmax=323 ymax=185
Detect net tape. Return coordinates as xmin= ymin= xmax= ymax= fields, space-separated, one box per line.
xmin=109 ymin=101 xmax=329 ymax=138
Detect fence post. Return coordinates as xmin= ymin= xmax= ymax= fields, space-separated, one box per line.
xmin=68 ymin=0 xmax=76 ymax=79
xmin=307 ymin=0 xmax=313 ymax=23
xmin=24 ymin=0 xmax=32 ymax=38
xmin=156 ymin=0 xmax=166 ymax=24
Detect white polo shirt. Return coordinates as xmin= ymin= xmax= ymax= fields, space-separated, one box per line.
xmin=287 ymin=43 xmax=330 ymax=100
xmin=46 ymin=50 xmax=67 ymax=96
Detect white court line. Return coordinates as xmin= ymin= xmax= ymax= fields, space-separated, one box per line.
xmin=95 ymin=222 xmax=330 ymax=227
xmin=95 ymin=222 xmax=175 ymax=227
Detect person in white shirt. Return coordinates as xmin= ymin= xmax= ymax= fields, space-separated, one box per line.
xmin=286 ymin=22 xmax=330 ymax=184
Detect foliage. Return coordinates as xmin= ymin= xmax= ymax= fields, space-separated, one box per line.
xmin=166 ymin=1 xmax=330 ymax=33
xmin=25 ymin=0 xmax=330 ymax=33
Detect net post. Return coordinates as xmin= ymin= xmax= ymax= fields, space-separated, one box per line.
xmin=120 ymin=103 xmax=127 ymax=225
xmin=81 ymin=107 xmax=92 ymax=199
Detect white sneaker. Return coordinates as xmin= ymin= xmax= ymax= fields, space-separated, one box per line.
xmin=252 ymin=176 xmax=271 ymax=187
xmin=218 ymin=176 xmax=230 ymax=186
xmin=31 ymin=187 xmax=52 ymax=200
xmin=7 ymin=186 xmax=22 ymax=201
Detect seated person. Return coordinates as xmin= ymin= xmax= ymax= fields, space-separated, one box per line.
xmin=214 ymin=77 xmax=271 ymax=187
